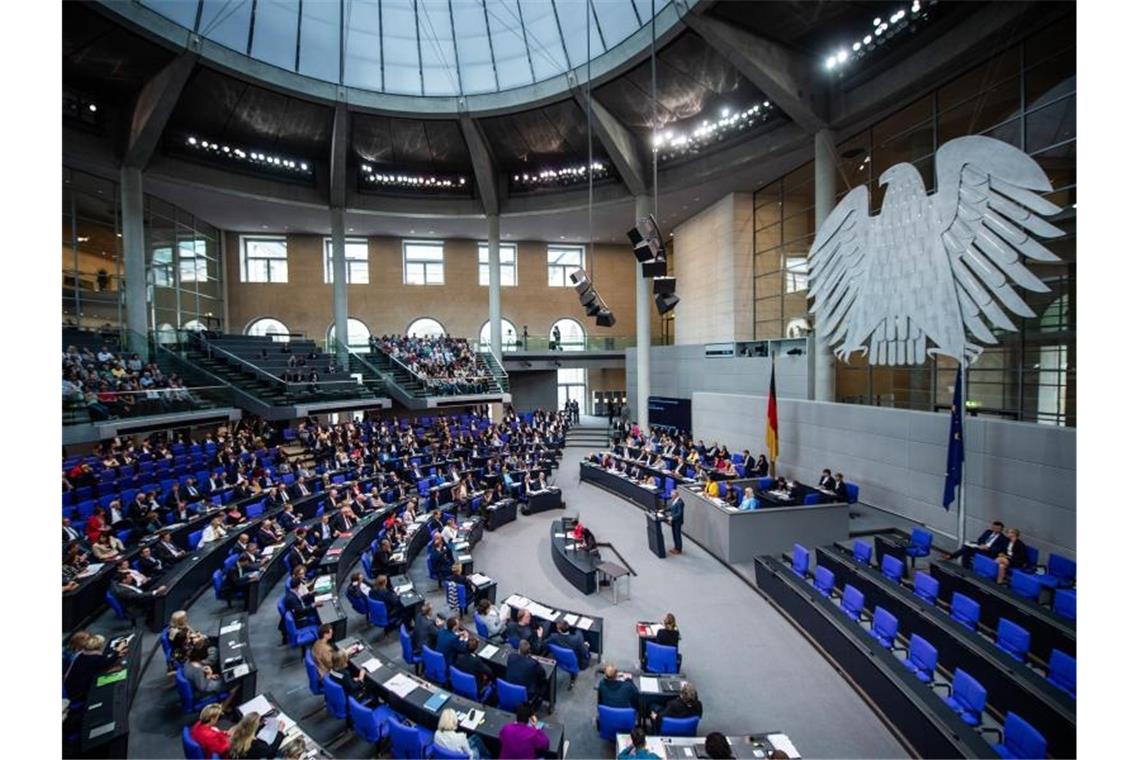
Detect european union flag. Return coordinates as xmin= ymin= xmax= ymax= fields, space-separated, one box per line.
xmin=942 ymin=367 xmax=965 ymax=509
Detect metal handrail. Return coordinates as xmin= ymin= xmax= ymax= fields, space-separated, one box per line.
xmin=196 ymin=334 xmax=356 ymax=388
xmin=330 ymin=339 xmax=393 ymax=381
xmin=373 ymin=345 xmax=494 ymax=386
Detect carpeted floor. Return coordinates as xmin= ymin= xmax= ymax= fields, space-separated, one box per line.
xmin=122 ymin=415 xmax=907 ymax=759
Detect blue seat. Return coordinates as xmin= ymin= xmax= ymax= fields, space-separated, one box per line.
xmin=368 ymin=598 xmax=392 ymax=630
xmin=995 ymin=618 xmax=1030 ymax=663
xmin=400 ymin=624 xmax=423 ymax=669
xmin=846 ymin=483 xmax=859 ymax=503
xmin=803 ymin=492 xmax=821 ymax=505
xmin=904 ymin=634 xmax=938 ymax=683
xmin=973 ymin=554 xmax=999 ymax=581
xmin=994 ymin=711 xmax=1048 ymax=759
xmin=1046 ymin=649 xmax=1075 ymax=698
xmin=159 ymin=629 xmax=174 ymax=669
xmin=422 ymin=646 xmax=448 ymax=685
xmin=429 ymin=743 xmax=470 ymax=759
xmin=496 ymin=678 xmax=528 ymax=711
xmin=942 ymin=668 xmax=987 ymax=726
xmin=387 ymin=716 xmax=434 ymax=759
xmin=245 ymin=501 xmax=264 ymax=519
xmin=446 ymin=581 xmax=469 ymax=616
xmin=597 ymin=705 xmax=637 ymax=742
xmin=105 ymin=590 xmax=132 ymax=622
xmin=347 ymin=589 xmax=368 ymax=616
xmin=791 ymin=544 xmax=810 ymax=578
xmin=661 ymin=715 xmax=701 ymax=737
xmin=871 ymin=607 xmax=898 ymax=649
xmin=304 ymin=648 xmax=323 ymax=696
xmin=950 ymin=592 xmax=981 ymax=631
xmin=1053 ymin=589 xmax=1076 ymax=621
xmin=181 ymin=725 xmax=213 ymax=759
xmin=1009 ymin=570 xmax=1041 ymax=602
xmin=449 ymin=666 xmax=489 ymax=702
xmin=174 ymin=665 xmax=229 ymax=714
xmin=881 ymin=554 xmax=904 ymax=584
xmin=645 ymin=641 xmax=679 ymax=674
xmin=913 ymin=571 xmax=939 ymax=605
xmin=547 ymin=643 xmax=581 ymax=682
xmin=841 ymin=585 xmax=865 ymax=621
xmin=813 ymin=566 xmax=836 ymax=597
xmin=361 ymin=552 xmax=374 ymax=580
xmin=852 ymin=539 xmax=873 ymax=565
xmin=284 ymin=611 xmax=319 ymax=648
xmin=474 ymin=616 xmax=490 ymax=639
xmin=321 ymin=674 xmax=348 ymax=720
xmin=188 ymin=529 xmax=204 ymax=550
xmin=115 ymin=529 xmax=133 ymax=545
xmin=1039 ymin=553 xmax=1076 ymax=590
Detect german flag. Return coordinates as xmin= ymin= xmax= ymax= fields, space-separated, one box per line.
xmin=766 ymin=362 xmax=779 ymax=465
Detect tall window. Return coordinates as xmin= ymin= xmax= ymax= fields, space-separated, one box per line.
xmin=151 ymin=248 xmax=174 ymax=287
xmin=406 ymin=317 xmax=447 ymax=338
xmin=403 ymin=240 xmax=445 ymax=284
xmin=323 ymin=238 xmax=370 ymax=284
xmin=550 ymin=318 xmax=586 ymax=351
xmin=241 ymin=236 xmax=288 ymax=283
xmin=784 ymin=257 xmax=808 ymax=293
xmin=478 ymin=242 xmax=518 ymax=286
xmin=480 ymin=319 xmax=518 ymax=352
xmin=327 ymin=318 xmax=371 ymax=349
xmin=547 ymin=245 xmax=584 ymax=287
xmin=558 ymin=368 xmax=587 ymax=410
xmin=245 ymin=317 xmax=290 ymax=342
xmin=179 ymin=240 xmax=210 ymax=283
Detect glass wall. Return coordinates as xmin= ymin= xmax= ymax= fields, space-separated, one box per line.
xmin=62 ymin=167 xmax=224 ymax=333
xmin=752 ymin=15 xmax=1076 ymax=426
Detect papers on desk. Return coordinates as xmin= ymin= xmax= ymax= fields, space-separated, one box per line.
xmin=458 ymin=708 xmax=485 ymax=730
xmin=228 ymin=663 xmax=251 ymax=679
xmin=453 ymin=541 xmax=470 ymax=552
xmin=637 ymin=623 xmax=662 ymax=636
xmin=256 ymin=723 xmax=279 ymax=745
xmin=638 ymin=676 xmax=660 ymax=693
xmin=456 ymin=554 xmax=472 ymax=564
xmin=527 ymin=602 xmax=556 ymax=618
xmin=394 ymin=582 xmax=414 ymax=594
xmin=77 ymin=563 xmax=105 ymax=578
xmin=768 ymin=733 xmax=800 ymax=758
xmin=505 ymin=594 xmax=528 ymax=608
xmin=361 ymin=657 xmax=382 ymax=673
xmin=240 ymin=694 xmax=274 ymax=718
xmin=561 ymin=613 xmax=579 ymax=627
xmin=477 ymin=644 xmax=499 ymax=659
xmin=261 ymin=546 xmax=276 ymax=557
xmin=575 ymin=616 xmax=594 ymax=630
xmin=314 ymin=593 xmax=334 ymax=603
xmin=384 ymin=672 xmax=419 ymax=698
xmin=553 ymin=532 xmax=566 ymax=539
xmin=219 ymin=621 xmax=243 ymax=635
xmin=88 ymin=722 xmax=116 ymax=739
xmin=469 ymin=573 xmax=492 ymax=586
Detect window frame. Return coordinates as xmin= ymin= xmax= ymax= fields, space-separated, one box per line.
xmin=477 ymin=242 xmax=518 ymax=287
xmin=322 ymin=237 xmax=371 ymax=284
xmin=402 ymin=239 xmax=446 ymax=285
xmin=546 ymin=244 xmax=585 ymax=288
xmin=406 ymin=317 xmax=448 ymax=338
xmin=178 ymin=239 xmax=210 ymax=284
xmin=240 ymin=235 xmax=289 ymax=283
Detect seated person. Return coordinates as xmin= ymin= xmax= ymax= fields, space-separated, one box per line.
xmin=345 ymin=570 xmax=369 ymax=612
xmin=200 ymin=514 xmax=228 ymax=544
xmin=818 ymin=468 xmax=837 ymax=491
xmin=505 ymin=640 xmax=548 ymax=707
xmin=618 ymin=727 xmax=661 ymax=759
xmin=189 ymin=704 xmax=232 ymax=759
xmin=91 ymin=531 xmax=125 ymax=562
xmin=183 ymin=640 xmax=239 ymax=713
xmin=434 ymin=707 xmax=489 ymax=759
xmin=704 ymin=733 xmax=735 ymax=759
xmin=229 ymin=712 xmax=286 ymax=760
xmin=941 ymin=520 xmax=1008 ymax=568
xmin=369 ymin=576 xmax=405 ymax=628
xmin=654 ymin=613 xmax=680 ymax=648
xmin=652 ymin=683 xmax=703 ymax=733
xmin=722 ymin=485 xmax=739 ymax=507
xmin=739 ymin=487 xmax=760 ymax=511
xmin=111 ymin=572 xmax=166 ymax=615
xmin=326 ymin=650 xmax=370 ymax=703
xmin=597 ymin=663 xmax=638 ymax=709
xmin=441 ymin=518 xmax=460 ymax=546
xmin=833 ymin=472 xmax=850 ymax=502
xmin=504 ymin=610 xmax=544 ymax=652
xmin=704 ymin=478 xmax=720 ymax=498
xmin=64 ymin=634 xmax=125 ymax=700
xmin=474 ymin=598 xmax=506 ymax=638
xmin=547 ymin=619 xmax=590 ymax=681
xmin=454 ymin=637 xmax=495 ymax=692
xmin=311 ymin=624 xmax=336 ymax=679
xmin=497 ymin=704 xmax=549 ymax=760
xmin=995 ymin=527 xmax=1030 ymax=584
xmin=428 ymin=533 xmax=455 ymax=584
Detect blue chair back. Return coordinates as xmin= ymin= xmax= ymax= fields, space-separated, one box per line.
xmin=791 ymin=544 xmax=810 ymax=577
xmin=474 ymin=616 xmax=490 ymax=638
xmin=881 ymin=554 xmax=904 ymax=584
xmin=1046 ymin=649 xmax=1076 ymax=698
xmin=999 ymin=712 xmax=1048 ymax=759
xmin=245 ymin=502 xmax=264 ymax=519
xmin=400 ymin=624 xmax=422 ymax=665
xmin=846 ymin=483 xmax=859 ymax=503
xmin=1046 ymin=554 xmax=1076 ymax=586
xmin=904 ymin=634 xmax=938 ymax=683
xmin=429 ymin=743 xmax=470 ymax=759
xmin=181 ymin=726 xmax=206 ymax=759
xmin=449 ymin=666 xmax=480 ymax=701
xmin=852 ymin=540 xmax=873 ymax=565
xmin=908 ymin=529 xmax=933 ymax=555
xmin=368 ymin=598 xmax=390 ymax=629
xmin=996 ymin=618 xmax=1031 ymax=662
xmin=349 ymin=697 xmax=382 ymax=742
xmin=285 ymin=611 xmax=317 ymax=648
xmin=946 ymin=668 xmax=987 ymax=726
xmin=871 ymin=606 xmax=898 ymax=649
xmin=174 ymin=666 xmax=204 ymax=714
xmin=547 ymin=643 xmax=580 ymax=677
xmin=321 ymin=674 xmax=347 ymax=719
xmin=950 ymin=593 xmax=981 ymax=631
xmin=973 ymin=554 xmax=999 ymax=581
xmin=361 ymin=553 xmax=374 ymax=579
xmin=304 ymin=648 xmax=323 ymax=695
xmin=1053 ymin=589 xmax=1076 ymax=621
xmin=660 ymin=715 xmax=701 ymax=737
xmin=913 ymin=571 xmax=939 ymax=604
xmin=115 ymin=529 xmax=133 ymax=545
xmin=423 ymin=645 xmax=448 ymax=684
xmin=814 ymin=566 xmax=835 ymax=597
xmin=645 ymin=641 xmax=679 ymax=674
xmin=348 ymin=589 xmax=368 ymax=615
xmin=388 ymin=717 xmax=431 ymax=759
xmin=223 ymin=553 xmax=239 ymax=572
xmin=211 ymin=570 xmax=226 ymax=601
xmin=105 ymin=590 xmax=129 ymax=620
xmin=841 ymin=584 xmax=864 ymax=620
xmin=1010 ymin=570 xmax=1041 ymax=602
xmin=803 ymin=492 xmax=821 ymax=506
xmin=188 ymin=529 xmax=204 ymax=550
xmin=160 ymin=629 xmax=174 ymax=666
xmin=597 ymin=705 xmax=637 ymax=742
xmin=496 ymin=678 xmax=527 ymax=711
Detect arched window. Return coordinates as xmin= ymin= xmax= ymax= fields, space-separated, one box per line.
xmin=480 ymin=319 xmax=518 ymax=352
xmin=156 ymin=323 xmax=177 ymax=345
xmin=245 ymin=317 xmax=291 ymax=343
xmin=549 ymin=318 xmax=586 ymax=351
xmin=327 ymin=318 xmax=371 ymax=349
xmin=406 ymin=317 xmax=447 ymax=338
xmin=182 ymin=319 xmax=207 ymax=332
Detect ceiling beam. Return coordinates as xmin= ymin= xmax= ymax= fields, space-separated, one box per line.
xmin=330 ymin=99 xmax=349 ymax=208
xmin=572 ymin=88 xmax=648 ymax=197
xmin=682 ymin=12 xmax=827 ymax=133
xmin=459 ymin=116 xmax=500 ymax=216
xmin=123 ymin=49 xmax=199 ymax=170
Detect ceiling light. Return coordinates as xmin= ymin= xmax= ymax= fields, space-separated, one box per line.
xmin=825 ymin=57 xmax=837 ymax=69
xmin=873 ymin=17 xmax=881 ymax=24
xmin=88 ymin=103 xmax=97 ymax=113
xmin=837 ymin=50 xmax=849 ymax=63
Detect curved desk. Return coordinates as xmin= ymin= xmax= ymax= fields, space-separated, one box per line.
xmin=579 ymin=462 xmax=662 ymax=512
xmin=550 ymin=520 xmax=598 ymax=595
xmin=503 ymin=592 xmax=605 ymax=657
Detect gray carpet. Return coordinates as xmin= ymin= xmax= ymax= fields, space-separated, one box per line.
xmin=123 ymin=415 xmax=907 ymax=758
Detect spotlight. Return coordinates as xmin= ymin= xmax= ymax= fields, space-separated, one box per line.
xmin=655 ymin=292 xmax=680 ymax=315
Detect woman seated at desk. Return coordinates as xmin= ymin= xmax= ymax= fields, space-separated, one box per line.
xmin=525 ymin=471 xmax=545 ymax=494
xmin=703 ymin=475 xmax=720 ymax=498
xmin=740 ymin=487 xmax=760 ymax=511
xmin=723 ymin=485 xmax=740 ymax=507
xmin=649 ymin=454 xmax=666 ymax=469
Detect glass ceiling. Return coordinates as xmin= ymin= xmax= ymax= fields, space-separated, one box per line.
xmin=138 ymin=0 xmax=663 ymax=97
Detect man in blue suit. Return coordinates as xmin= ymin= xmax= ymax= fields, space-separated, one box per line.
xmin=547 ymin=619 xmax=589 ymax=684
xmin=505 ymin=640 xmax=548 ymax=707
xmin=667 ymin=490 xmax=685 ymax=555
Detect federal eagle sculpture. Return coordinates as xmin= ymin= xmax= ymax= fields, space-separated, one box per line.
xmin=807 ymin=135 xmax=1065 ymax=366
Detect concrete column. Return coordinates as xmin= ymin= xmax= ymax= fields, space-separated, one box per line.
xmin=634 ymin=194 xmax=652 ymax=427
xmin=120 ymin=166 xmax=149 ymax=359
xmin=488 ymin=214 xmax=502 ymax=359
xmin=813 ymin=129 xmax=837 ymax=402
xmin=330 ymin=206 xmax=349 ymax=369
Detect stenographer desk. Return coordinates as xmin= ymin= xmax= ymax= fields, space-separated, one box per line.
xmin=579 ymin=462 xmax=661 ymax=512
xmin=683 ymin=484 xmax=848 ymax=565
xmin=615 ymin=732 xmax=801 ymax=759
xmin=217 ymin=611 xmax=259 ymax=706
xmin=550 ymin=519 xmax=599 ymax=595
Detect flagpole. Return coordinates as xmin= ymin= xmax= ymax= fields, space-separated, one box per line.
xmin=957 ymin=356 xmax=968 ymax=545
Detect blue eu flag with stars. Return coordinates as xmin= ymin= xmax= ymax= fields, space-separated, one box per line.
xmin=942 ymin=367 xmax=965 ymax=509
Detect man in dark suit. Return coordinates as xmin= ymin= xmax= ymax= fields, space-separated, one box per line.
xmin=183 ymin=478 xmax=203 ymax=503
xmin=666 ymin=490 xmax=685 ymax=555
xmin=454 ymin=637 xmax=495 ymax=692
xmin=818 ymin=469 xmax=837 ymax=491
xmin=153 ymin=529 xmax=186 ymax=564
xmin=207 ymin=473 xmax=226 ymax=493
xmin=742 ymin=450 xmax=758 ymax=477
xmin=278 ymin=504 xmax=300 ymax=531
xmin=547 ymin=619 xmax=590 ymax=682
xmin=331 ymin=506 xmax=355 ymax=536
xmin=369 ymin=576 xmax=405 ymax=628
xmin=223 ymin=554 xmax=260 ymax=599
xmin=62 ymin=517 xmax=83 ymax=545
xmin=833 ymin=473 xmax=850 ymax=503
xmin=288 ymin=529 xmax=316 ymax=576
xmin=435 ymin=616 xmax=467 ymax=667
xmin=290 ymin=478 xmax=312 ymax=498
xmin=411 ymin=603 xmax=440 ymax=657
xmin=505 ymin=610 xmax=543 ymax=653
xmin=281 ymin=576 xmax=319 ymax=641
xmin=597 ymin=663 xmax=639 ymax=709
xmin=136 ymin=545 xmax=163 ymax=576
xmin=111 ymin=573 xmax=166 ymax=616
xmin=942 ymin=520 xmax=1007 ymax=568
xmin=505 ymin=640 xmax=547 ymax=707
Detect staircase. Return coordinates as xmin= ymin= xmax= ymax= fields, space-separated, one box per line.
xmin=564 ymin=425 xmax=613 ymax=450
xmin=477 ymin=351 xmax=511 ymax=395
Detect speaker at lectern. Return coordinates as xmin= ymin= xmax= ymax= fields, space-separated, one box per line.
xmin=646 ymin=511 xmax=667 ymax=558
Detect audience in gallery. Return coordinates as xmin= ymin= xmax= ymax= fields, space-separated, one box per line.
xmin=371 ymin=334 xmax=492 ymax=394
xmin=62 ymin=342 xmax=197 ymax=420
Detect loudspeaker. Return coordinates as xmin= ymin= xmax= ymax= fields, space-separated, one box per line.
xmin=653 ymin=276 xmax=676 ymax=295
xmin=655 ymin=292 xmax=680 ymax=315
xmin=595 ymin=309 xmax=616 ymax=327
xmin=641 ymin=260 xmax=667 ymax=278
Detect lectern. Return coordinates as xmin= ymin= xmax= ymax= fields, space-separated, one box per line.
xmin=646 ymin=511 xmax=667 ymax=558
